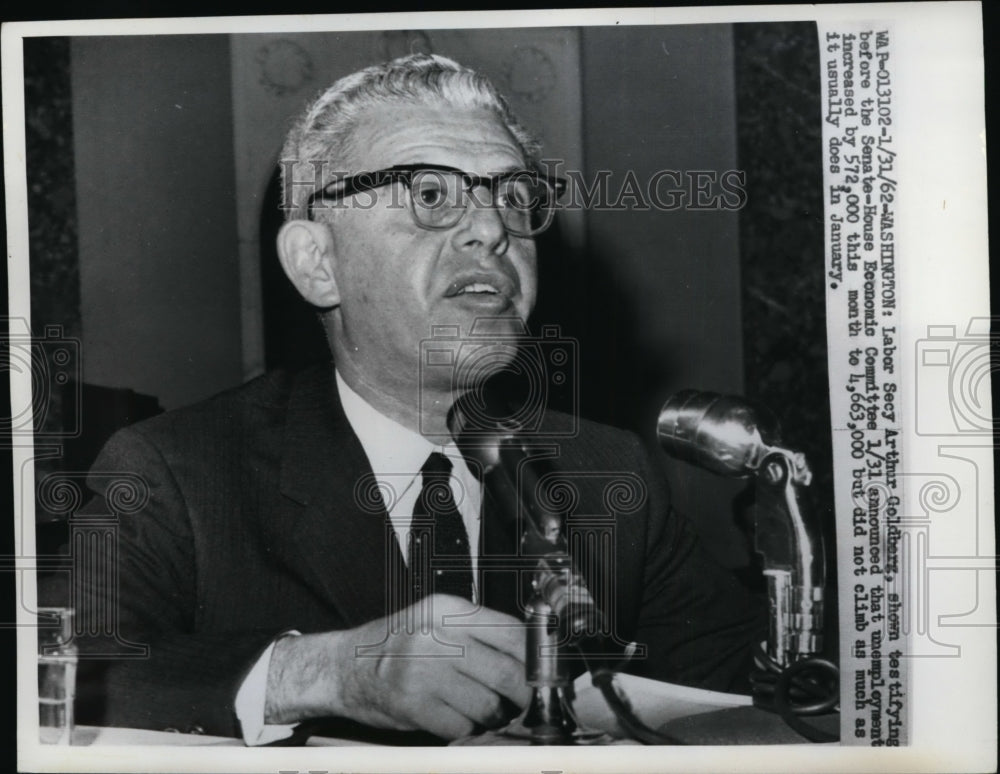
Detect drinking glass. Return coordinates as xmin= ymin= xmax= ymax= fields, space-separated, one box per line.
xmin=38 ymin=607 xmax=76 ymax=745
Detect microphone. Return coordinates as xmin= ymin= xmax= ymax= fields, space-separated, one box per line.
xmin=656 ymin=389 xmax=824 ymax=666
xmin=450 ymin=384 xmax=636 ymax=751
xmin=447 ymin=383 xmax=522 ymax=478
xmin=656 ymin=390 xmax=797 ymax=479
xmin=447 ymin=385 xmax=609 ymax=644
xmin=447 ymin=386 xmax=545 ymax=540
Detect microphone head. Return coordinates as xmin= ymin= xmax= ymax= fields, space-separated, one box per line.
xmin=447 ymin=381 xmax=523 ymax=473
xmin=656 ymin=390 xmax=780 ymax=477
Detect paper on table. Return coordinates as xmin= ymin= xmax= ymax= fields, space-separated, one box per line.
xmin=570 ymin=672 xmax=753 ymax=736
xmin=74 ymin=726 xmax=242 ymax=746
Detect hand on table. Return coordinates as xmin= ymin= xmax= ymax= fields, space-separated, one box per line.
xmin=264 ymin=594 xmax=530 ymax=740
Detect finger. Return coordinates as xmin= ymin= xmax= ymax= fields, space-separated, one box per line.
xmin=436 ymin=669 xmax=506 ymax=728
xmin=455 ymin=640 xmax=531 ymax=708
xmin=458 ymin=601 xmax=525 ymax=628
xmin=431 ymin=594 xmax=522 ymax=630
xmin=430 ymin=596 xmax=526 ymax=662
xmin=411 ymin=697 xmax=477 ymax=740
xmin=461 ymin=612 xmax=527 ymax=662
xmin=426 ymin=593 xmax=478 ymax=617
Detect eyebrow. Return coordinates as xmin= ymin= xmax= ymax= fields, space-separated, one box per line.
xmin=387 ymin=161 xmax=531 ymax=176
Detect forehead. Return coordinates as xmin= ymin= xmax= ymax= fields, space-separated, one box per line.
xmin=345 ymin=101 xmax=527 ymax=174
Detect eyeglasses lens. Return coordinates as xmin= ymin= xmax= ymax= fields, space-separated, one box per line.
xmin=409 ymin=171 xmax=555 ymax=236
xmin=410 ymin=171 xmax=465 ymax=228
xmin=496 ymin=177 xmax=554 ymax=236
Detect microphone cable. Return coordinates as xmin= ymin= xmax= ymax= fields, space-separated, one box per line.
xmin=588 ymin=668 xmax=686 ymax=745
xmin=579 ymin=643 xmax=685 ymax=746
xmin=749 ymin=640 xmax=840 ymax=743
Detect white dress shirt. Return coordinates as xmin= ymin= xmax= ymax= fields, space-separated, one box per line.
xmin=236 ymin=370 xmax=482 ymax=744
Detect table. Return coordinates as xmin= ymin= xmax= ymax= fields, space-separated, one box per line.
xmin=72 ymin=726 xmax=380 ymax=746
xmin=71 ymin=708 xmax=837 ymax=747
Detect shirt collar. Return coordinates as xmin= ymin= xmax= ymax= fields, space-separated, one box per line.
xmin=335 ymin=370 xmax=448 ymax=478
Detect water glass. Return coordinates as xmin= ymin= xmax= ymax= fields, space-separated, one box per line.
xmin=38 ymin=607 xmax=76 ymax=745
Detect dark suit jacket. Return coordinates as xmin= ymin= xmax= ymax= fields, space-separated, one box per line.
xmin=78 ymin=364 xmax=763 ymax=739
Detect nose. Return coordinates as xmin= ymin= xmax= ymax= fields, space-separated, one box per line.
xmin=450 ymin=188 xmax=509 ymax=255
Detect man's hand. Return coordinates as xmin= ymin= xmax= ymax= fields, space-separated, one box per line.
xmin=263 ymin=594 xmax=530 ymax=739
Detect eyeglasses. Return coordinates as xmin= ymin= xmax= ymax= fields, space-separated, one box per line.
xmin=306 ymin=163 xmax=567 ymax=237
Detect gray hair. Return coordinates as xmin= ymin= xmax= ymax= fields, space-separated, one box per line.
xmin=279 ymin=53 xmax=542 ymax=221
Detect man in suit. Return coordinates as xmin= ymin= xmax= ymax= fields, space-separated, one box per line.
xmin=80 ymin=53 xmax=762 ymax=744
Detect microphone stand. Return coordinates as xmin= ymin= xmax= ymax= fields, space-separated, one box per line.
xmin=449 ymin=418 xmax=618 ymax=745
xmin=515 ymin=556 xmax=588 ymax=743
xmin=753 ymin=448 xmax=824 ymax=667
xmin=506 ymin=548 xmax=630 ymax=745
xmin=657 ymin=390 xmax=839 ymax=741
xmin=488 ymin=443 xmax=614 ymax=745
xmin=656 ymin=390 xmax=826 ymax=667
xmin=449 ymin=392 xmax=656 ymax=746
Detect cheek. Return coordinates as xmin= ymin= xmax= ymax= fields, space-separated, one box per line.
xmin=335 ymin=260 xmax=374 ymax=308
xmin=336 ymin=220 xmax=421 ymax=309
xmin=515 ymin=246 xmax=539 ymax=313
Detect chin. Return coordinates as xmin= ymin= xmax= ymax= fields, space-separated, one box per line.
xmin=457 ymin=312 xmax=529 ymax=338
xmin=451 ymin=339 xmax=520 ymax=391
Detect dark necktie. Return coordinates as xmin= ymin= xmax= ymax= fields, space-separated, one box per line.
xmin=410 ymin=452 xmax=474 ymax=601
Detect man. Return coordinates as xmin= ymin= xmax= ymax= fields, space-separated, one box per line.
xmin=80 ymin=53 xmax=762 ymax=744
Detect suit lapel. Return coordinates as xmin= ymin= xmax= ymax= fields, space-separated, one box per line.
xmin=261 ymin=365 xmax=529 ymax=626
xmin=267 ymin=365 xmax=406 ymax=628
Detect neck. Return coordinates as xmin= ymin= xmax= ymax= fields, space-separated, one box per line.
xmin=333 ymin=346 xmax=455 ymax=441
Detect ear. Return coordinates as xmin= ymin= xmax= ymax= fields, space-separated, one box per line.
xmin=276 ymin=220 xmax=341 ymax=308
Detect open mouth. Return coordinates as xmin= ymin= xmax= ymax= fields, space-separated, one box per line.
xmin=452 ymin=282 xmax=501 ymax=296
xmin=444 ymin=274 xmax=515 ymax=300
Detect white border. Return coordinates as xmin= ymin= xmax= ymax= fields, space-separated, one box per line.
xmin=5 ymin=3 xmax=993 ymax=772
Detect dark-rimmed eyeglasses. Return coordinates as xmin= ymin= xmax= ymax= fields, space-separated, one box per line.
xmin=306 ymin=163 xmax=566 ymax=237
